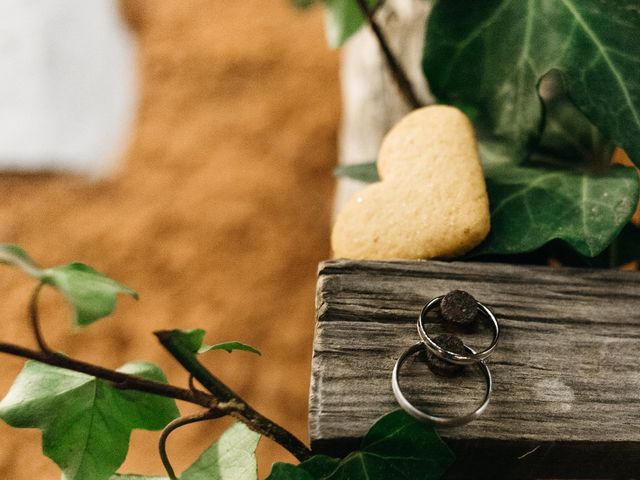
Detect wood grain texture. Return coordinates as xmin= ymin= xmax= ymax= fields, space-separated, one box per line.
xmin=311 ymin=259 xmax=640 ymax=478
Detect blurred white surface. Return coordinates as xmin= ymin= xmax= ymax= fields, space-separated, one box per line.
xmin=335 ymin=0 xmax=432 ymax=214
xmin=0 ymin=0 xmax=137 ymax=175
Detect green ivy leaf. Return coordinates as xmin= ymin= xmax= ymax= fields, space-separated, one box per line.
xmin=267 ymin=410 xmax=454 ymax=480
xmin=112 ymin=422 xmax=260 ymax=480
xmin=535 ymin=223 xmax=640 ymax=268
xmin=294 ymin=456 xmax=342 ymax=478
xmin=324 ymin=0 xmax=377 ymax=48
xmin=334 ymin=163 xmax=379 ymax=183
xmin=0 ymin=244 xmax=42 ymax=277
xmin=0 ymin=361 xmax=179 ymax=480
xmin=199 ymin=342 xmax=261 ymax=356
xmin=181 ymin=422 xmax=260 ymax=480
xmin=268 ymin=464 xmax=314 ymax=480
xmin=0 ymin=245 xmax=138 ymax=327
xmin=269 ymin=456 xmax=340 ymax=480
xmin=533 ymin=73 xmax=614 ymax=168
xmin=171 ymin=329 xmax=261 ymax=356
xmin=169 ymin=329 xmax=207 ymax=352
xmin=423 ymin=0 xmax=640 ymax=166
xmin=40 ymin=263 xmax=138 ymax=327
xmin=473 ymin=164 xmax=639 ymax=257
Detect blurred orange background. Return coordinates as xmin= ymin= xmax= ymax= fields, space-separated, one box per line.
xmin=0 ymin=1 xmax=339 ymax=478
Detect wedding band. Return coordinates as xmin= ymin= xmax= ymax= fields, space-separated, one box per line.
xmin=417 ymin=296 xmax=500 ymax=365
xmin=391 ymin=342 xmax=492 ymax=427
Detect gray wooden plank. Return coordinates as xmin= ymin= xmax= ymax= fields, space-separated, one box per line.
xmin=310 ymin=259 xmax=640 ymax=478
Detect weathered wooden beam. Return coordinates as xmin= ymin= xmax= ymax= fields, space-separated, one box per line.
xmin=311 ymin=259 xmax=640 ymax=479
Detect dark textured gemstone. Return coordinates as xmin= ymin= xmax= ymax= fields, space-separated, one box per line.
xmin=440 ymin=289 xmax=478 ymax=325
xmin=419 ymin=334 xmax=466 ymax=378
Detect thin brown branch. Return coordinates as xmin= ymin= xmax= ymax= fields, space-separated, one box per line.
xmin=29 ymin=283 xmax=51 ymax=353
xmin=159 ymin=409 xmax=224 ymax=479
xmin=354 ymin=0 xmax=422 ymax=109
xmin=188 ymin=373 xmax=197 ymax=391
xmin=156 ymin=330 xmax=313 ymax=462
xmin=0 ymin=335 xmax=313 ymax=463
xmin=188 ymin=373 xmax=208 ymax=396
xmin=0 ymin=342 xmax=216 ymax=408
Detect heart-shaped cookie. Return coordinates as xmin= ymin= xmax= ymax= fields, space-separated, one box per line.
xmin=332 ymin=105 xmax=490 ymax=259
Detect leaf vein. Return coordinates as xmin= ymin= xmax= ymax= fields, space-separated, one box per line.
xmin=559 ymin=0 xmax=640 ymax=130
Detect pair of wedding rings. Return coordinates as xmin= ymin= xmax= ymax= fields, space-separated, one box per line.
xmin=391 ymin=291 xmax=500 ymax=427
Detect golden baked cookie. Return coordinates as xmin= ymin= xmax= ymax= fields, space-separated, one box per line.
xmin=332 ymin=105 xmax=490 ymax=259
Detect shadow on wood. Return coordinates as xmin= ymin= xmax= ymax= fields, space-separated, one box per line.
xmin=310 ymin=259 xmax=640 ymax=479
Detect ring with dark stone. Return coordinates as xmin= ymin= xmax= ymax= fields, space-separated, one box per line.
xmin=392 ymin=342 xmax=492 ymax=427
xmin=440 ymin=289 xmax=478 ymax=326
xmin=418 ymin=294 xmax=500 ymax=365
xmin=419 ymin=334 xmax=466 ymax=377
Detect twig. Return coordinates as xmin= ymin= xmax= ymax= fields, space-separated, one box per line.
xmin=0 ymin=342 xmax=216 ymax=408
xmin=188 ymin=373 xmax=207 ymax=395
xmin=155 ymin=331 xmax=237 ymax=403
xmin=0 ymin=338 xmax=312 ymax=462
xmin=4 ymin=282 xmax=314 ymax=464
xmin=159 ymin=409 xmax=224 ymax=479
xmin=29 ymin=283 xmax=52 ymax=353
xmin=354 ymin=0 xmax=422 ymax=109
xmin=156 ymin=330 xmax=312 ymax=462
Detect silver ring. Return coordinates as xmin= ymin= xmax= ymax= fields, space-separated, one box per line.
xmin=417 ymin=296 xmax=499 ymax=365
xmin=391 ymin=343 xmax=492 ymax=427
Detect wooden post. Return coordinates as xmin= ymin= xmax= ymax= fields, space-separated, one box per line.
xmin=311 ymin=259 xmax=640 ymax=478
xmin=335 ymin=0 xmax=432 ymax=213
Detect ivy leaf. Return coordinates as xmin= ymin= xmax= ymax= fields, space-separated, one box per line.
xmin=40 ymin=263 xmax=138 ymax=327
xmin=112 ymin=422 xmax=261 ymax=480
xmin=0 ymin=244 xmax=42 ymax=277
xmin=180 ymin=422 xmax=260 ymax=480
xmin=268 ymin=456 xmax=340 ymax=480
xmin=536 ymin=223 xmax=640 ymax=268
xmin=423 ymin=0 xmax=640 ymax=166
xmin=334 ymin=163 xmax=379 ymax=183
xmin=475 ymin=105 xmax=638 ymax=258
xmin=533 ymin=73 xmax=614 ymax=168
xmin=0 ymin=245 xmax=138 ymax=327
xmin=171 ymin=329 xmax=261 ymax=356
xmin=267 ymin=464 xmax=314 ymax=480
xmin=267 ymin=410 xmax=454 ymax=479
xmin=199 ymin=342 xmax=261 ymax=356
xmin=169 ymin=329 xmax=207 ymax=352
xmin=0 ymin=361 xmax=179 ymax=480
xmin=473 ymin=164 xmax=639 ymax=257
xmin=324 ymin=0 xmax=377 ymax=48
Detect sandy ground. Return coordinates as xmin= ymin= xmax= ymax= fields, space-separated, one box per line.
xmin=0 ymin=1 xmax=339 ymax=478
